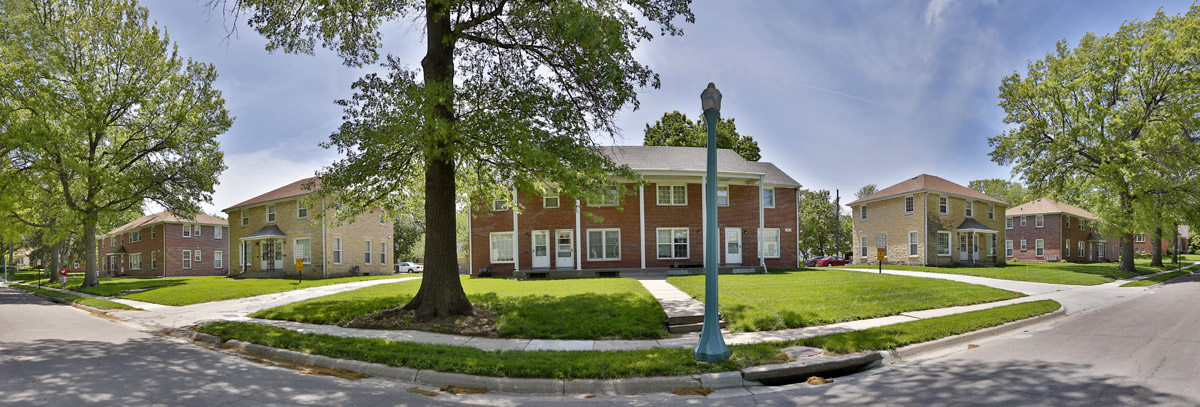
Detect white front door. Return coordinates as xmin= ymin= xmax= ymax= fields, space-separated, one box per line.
xmin=532 ymin=230 xmax=550 ymax=268
xmin=274 ymin=239 xmax=284 ymax=269
xmin=725 ymin=228 xmax=742 ymax=265
xmin=959 ymin=234 xmax=968 ymax=261
xmin=972 ymin=234 xmax=980 ymax=261
xmin=555 ymin=230 xmax=574 ymax=268
xmin=260 ymin=240 xmax=270 ymax=270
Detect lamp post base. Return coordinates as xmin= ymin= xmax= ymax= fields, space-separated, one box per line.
xmin=694 ymin=337 xmax=731 ymax=363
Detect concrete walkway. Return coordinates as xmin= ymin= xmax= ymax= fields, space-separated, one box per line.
xmin=630 ymin=276 xmax=705 ymax=324
xmin=106 ymin=277 xmax=421 ymax=330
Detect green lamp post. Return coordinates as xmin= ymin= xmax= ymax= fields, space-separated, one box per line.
xmin=695 ymin=83 xmax=730 ymax=362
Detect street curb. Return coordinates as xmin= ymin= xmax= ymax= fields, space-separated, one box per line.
xmin=886 ymin=306 xmax=1066 ymax=361
xmin=5 ymin=283 xmax=114 ymax=316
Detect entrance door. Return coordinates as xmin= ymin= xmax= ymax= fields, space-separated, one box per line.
xmin=260 ymin=240 xmax=271 ymax=270
xmin=274 ymin=239 xmax=284 ymax=269
xmin=555 ymin=230 xmax=574 ymax=268
xmin=959 ymin=234 xmax=968 ymax=261
xmin=725 ymin=228 xmax=742 ymax=265
xmin=972 ymin=234 xmax=980 ymax=261
xmin=531 ymin=230 xmax=550 ymax=268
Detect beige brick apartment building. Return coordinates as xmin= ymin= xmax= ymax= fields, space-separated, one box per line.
xmin=224 ymin=177 xmax=393 ymax=278
xmin=848 ymin=174 xmax=1008 ymax=266
xmin=469 ymin=146 xmax=802 ymax=278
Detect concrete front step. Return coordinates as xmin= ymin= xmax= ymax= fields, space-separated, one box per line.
xmin=668 ymin=319 xmax=726 ymax=334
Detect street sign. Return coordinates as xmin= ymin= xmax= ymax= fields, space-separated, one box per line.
xmin=877 ymin=248 xmax=886 ymax=262
xmin=296 ymin=258 xmax=303 ymax=272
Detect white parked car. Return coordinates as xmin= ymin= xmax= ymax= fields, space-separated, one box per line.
xmin=395 ymin=262 xmax=424 ymax=273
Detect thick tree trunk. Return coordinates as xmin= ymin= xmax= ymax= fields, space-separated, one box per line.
xmin=401 ymin=0 xmax=473 ymax=321
xmin=1120 ymin=235 xmax=1136 ymax=272
xmin=46 ymin=240 xmax=60 ymax=286
xmin=1151 ymin=227 xmax=1164 ymax=268
xmin=81 ymin=218 xmax=99 ymax=288
xmin=1172 ymin=222 xmax=1180 ymax=265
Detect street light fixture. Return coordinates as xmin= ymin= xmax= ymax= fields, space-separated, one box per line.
xmin=695 ymin=83 xmax=730 ymax=362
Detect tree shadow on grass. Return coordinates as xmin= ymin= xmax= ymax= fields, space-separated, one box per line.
xmin=471 ymin=292 xmax=668 ymax=340
xmin=73 ymin=278 xmax=188 ymax=298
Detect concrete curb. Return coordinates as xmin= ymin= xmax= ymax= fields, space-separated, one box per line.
xmin=887 ymin=306 xmax=1066 ymax=361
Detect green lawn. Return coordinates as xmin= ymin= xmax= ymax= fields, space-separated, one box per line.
xmin=1121 ymin=270 xmax=1195 ymax=287
xmin=68 ymin=274 xmax=408 ymax=306
xmin=251 ymin=277 xmax=668 ymax=340
xmin=198 ymin=300 xmax=1060 ymax=379
xmin=836 ymin=261 xmax=1163 ymax=285
xmin=8 ymin=284 xmax=140 ymax=310
xmin=667 ymin=269 xmax=1022 ymax=332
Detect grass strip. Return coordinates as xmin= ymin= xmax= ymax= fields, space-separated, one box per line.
xmin=71 ymin=274 xmax=407 ymax=306
xmin=836 ymin=263 xmax=1125 ymax=285
xmin=668 ymin=269 xmax=1021 ymax=332
xmin=1121 ymin=270 xmax=1193 ymax=287
xmin=251 ymin=277 xmax=668 ymax=340
xmin=199 ymin=300 xmax=1060 ymax=379
xmin=9 ymin=284 xmax=140 ymax=310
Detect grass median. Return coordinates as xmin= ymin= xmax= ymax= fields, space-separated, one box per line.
xmin=668 ymin=269 xmax=1022 ymax=332
xmin=198 ymin=300 xmax=1060 ymax=379
xmin=251 ymin=277 xmax=668 ymax=340
xmin=67 ymin=274 xmax=408 ymax=306
xmin=8 ymin=284 xmax=140 ymax=310
xmin=1121 ymin=270 xmax=1194 ymax=287
xmin=836 ymin=261 xmax=1165 ymax=285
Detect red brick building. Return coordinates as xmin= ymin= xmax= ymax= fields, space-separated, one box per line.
xmin=469 ymin=146 xmax=801 ymax=278
xmin=1005 ymin=199 xmax=1116 ymax=263
xmin=95 ymin=211 xmax=230 ymax=276
xmin=1130 ymin=226 xmax=1190 ymax=255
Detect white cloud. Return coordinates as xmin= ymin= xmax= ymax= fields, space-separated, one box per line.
xmin=923 ymin=0 xmax=957 ymax=28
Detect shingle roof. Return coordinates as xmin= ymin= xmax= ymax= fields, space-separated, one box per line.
xmin=243 ymin=224 xmax=288 ymax=239
xmin=847 ymin=174 xmax=1006 ymax=206
xmin=1006 ymin=198 xmax=1098 ymax=219
xmin=105 ymin=211 xmax=228 ymax=237
xmin=602 ymin=146 xmax=801 ymax=187
xmin=224 ymin=177 xmax=321 ymax=212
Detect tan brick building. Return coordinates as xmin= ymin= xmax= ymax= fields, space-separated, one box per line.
xmin=848 ymin=174 xmax=1008 ymax=266
xmin=470 ymin=146 xmax=802 ymax=278
xmin=224 ymin=177 xmax=393 ymax=278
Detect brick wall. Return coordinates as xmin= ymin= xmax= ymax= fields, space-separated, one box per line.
xmin=94 ymin=222 xmax=230 ymax=277
xmin=853 ymin=193 xmax=1006 ymax=266
xmin=1004 ymin=213 xmax=1061 ymax=263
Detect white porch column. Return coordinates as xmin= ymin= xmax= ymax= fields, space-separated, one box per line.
xmin=759 ymin=175 xmax=766 ymax=268
xmin=639 ymin=184 xmax=646 ymax=270
xmin=512 ymin=187 xmax=519 ymax=272
xmin=467 ymin=204 xmax=473 ymax=275
xmin=575 ymin=200 xmax=582 ymax=270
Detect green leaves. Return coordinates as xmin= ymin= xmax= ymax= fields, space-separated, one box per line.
xmin=642 ymin=110 xmax=762 ymax=161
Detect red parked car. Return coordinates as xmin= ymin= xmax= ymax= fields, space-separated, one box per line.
xmin=815 ymin=256 xmax=849 ymax=266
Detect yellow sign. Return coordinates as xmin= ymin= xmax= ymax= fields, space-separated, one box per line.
xmin=877 ymin=248 xmax=886 ymax=261
xmin=296 ymin=259 xmax=304 ymax=272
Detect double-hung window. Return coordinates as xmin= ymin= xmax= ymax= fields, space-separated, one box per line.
xmin=241 ymin=210 xmax=249 ymax=226
xmin=763 ymin=229 xmax=781 ymax=258
xmin=859 ymin=205 xmax=867 ymax=220
xmin=1035 ymin=215 xmax=1044 ymax=228
xmin=1021 ymin=216 xmax=1027 ymax=227
xmin=379 ymin=242 xmax=387 ymax=264
xmin=988 ymin=204 xmax=995 ymax=220
xmin=908 ymin=231 xmax=918 ymax=256
xmin=1065 ymin=239 xmax=1071 ymax=257
xmin=1065 ymin=216 xmax=1071 ymax=228
xmin=489 ymin=233 xmax=514 ymax=262
xmin=129 ymin=253 xmax=141 ymax=270
xmin=1135 ymin=234 xmax=1146 ymax=243
xmin=762 ymin=188 xmax=775 ymax=208
xmin=1005 ymin=240 xmax=1014 ymax=257
xmin=860 ymin=236 xmax=868 ymax=258
xmin=989 ymin=235 xmax=997 ymax=256
xmin=151 ymin=252 xmax=157 ymax=269
xmin=589 ymin=188 xmax=619 ymax=207
xmin=937 ymin=232 xmax=951 ymax=256
xmin=182 ymin=225 xmax=191 ymax=238
xmin=214 ymin=227 xmax=222 ymax=239
xmin=297 ymin=202 xmax=308 ymax=218
xmin=1021 ymin=239 xmax=1027 ymax=251
xmin=182 ymin=250 xmax=192 ymax=269
xmin=1079 ymin=219 xmax=1084 ymax=231
xmin=214 ymin=251 xmax=223 ymax=268
xmin=1079 ymin=241 xmax=1084 ymax=256
xmin=295 ymin=238 xmax=312 ymax=264
xmin=904 ymin=196 xmax=914 ymax=214
xmin=194 ymin=224 xmax=202 ymax=236
xmin=267 ymin=204 xmax=276 ymax=222
xmin=543 ymin=188 xmax=560 ymax=208
xmin=716 ymin=186 xmax=729 ymax=206
xmin=657 ymin=228 xmax=689 ymax=259
xmin=1035 ymin=239 xmax=1045 ymax=257
xmin=587 ymin=229 xmax=621 ymax=261
xmin=965 ymin=202 xmax=973 ymax=217
xmin=493 ymin=198 xmax=510 ymax=211
xmin=939 ymin=197 xmax=948 ymax=214
xmin=151 ymin=227 xmax=156 ymax=240
xmin=364 ymin=240 xmax=373 ymax=264
xmin=332 ymin=237 xmax=343 ymax=264
xmin=657 ymin=185 xmax=687 ymax=206
xmin=1006 ymin=218 xmax=1013 ymax=229
xmin=194 ymin=250 xmax=202 ymax=262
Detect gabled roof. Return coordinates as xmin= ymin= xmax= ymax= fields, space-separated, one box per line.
xmin=224 ymin=177 xmax=321 ymax=212
xmin=847 ymin=174 xmax=1006 ymax=206
xmin=105 ymin=211 xmax=227 ymax=237
xmin=602 ymin=146 xmax=802 ymax=188
xmin=1006 ymin=198 xmax=1098 ymax=219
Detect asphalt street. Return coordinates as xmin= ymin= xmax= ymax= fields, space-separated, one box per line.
xmin=3 ymin=274 xmax=1200 ymax=406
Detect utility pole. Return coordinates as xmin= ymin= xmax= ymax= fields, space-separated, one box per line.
xmin=834 ymin=189 xmax=840 ymax=257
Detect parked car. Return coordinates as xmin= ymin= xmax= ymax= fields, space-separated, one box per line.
xmin=815 ymin=256 xmax=849 ymax=267
xmin=804 ymin=256 xmax=827 ymax=267
xmin=395 ymin=262 xmax=424 ymax=273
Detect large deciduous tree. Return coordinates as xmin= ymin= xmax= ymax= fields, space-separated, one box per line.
xmin=990 ymin=7 xmax=1200 ymax=273
xmin=854 ymin=184 xmax=877 ymax=200
xmin=0 ymin=0 xmax=231 ymax=287
xmin=642 ymin=110 xmax=761 ymax=161
xmin=796 ymin=189 xmax=850 ymax=258
xmin=223 ymin=0 xmax=694 ymax=320
xmin=968 ymin=179 xmax=1030 ymax=207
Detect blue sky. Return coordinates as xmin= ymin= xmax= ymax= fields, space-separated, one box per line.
xmin=140 ymin=0 xmax=1196 ymax=214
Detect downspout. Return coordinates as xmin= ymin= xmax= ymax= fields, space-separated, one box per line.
xmin=759 ymin=174 xmax=765 ymax=269
xmin=575 ymin=200 xmax=582 ymax=270
xmin=639 ymin=184 xmax=646 ymax=270
xmin=795 ymin=188 xmax=800 ymax=268
xmin=321 ymin=196 xmax=327 ymax=279
xmin=923 ymin=192 xmax=928 ymax=266
xmin=511 ymin=187 xmax=520 ymax=273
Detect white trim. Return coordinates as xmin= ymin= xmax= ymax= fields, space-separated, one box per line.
xmin=543 ymin=188 xmax=560 ymax=209
xmin=1035 ymin=239 xmax=1045 ymax=257
xmin=908 ymin=230 xmax=919 ymax=257
xmin=1005 ymin=240 xmax=1014 ymax=257
xmin=762 ymin=187 xmax=776 ymax=209
xmin=364 ymin=239 xmax=373 ymax=264
xmin=129 ymin=253 xmax=142 ymax=270
xmin=860 ymin=235 xmax=868 ymax=258
xmin=214 ymin=226 xmax=222 ymax=239
xmin=716 ymin=185 xmax=730 ymax=207
xmin=297 ymin=201 xmax=308 ymax=219
xmin=759 ymin=175 xmax=766 ymax=267
xmin=939 ymin=196 xmax=949 ymax=214
xmin=214 ymin=250 xmax=223 ymax=269
xmin=586 ymin=228 xmax=622 ymax=261
xmin=1021 ymin=239 xmax=1027 ymax=251
xmin=379 ymin=241 xmax=387 ymax=265
xmin=763 ymin=228 xmax=781 ymax=258
xmin=574 ymin=201 xmax=582 ymax=270
xmin=656 ymin=227 xmax=690 ymax=259
xmin=988 ymin=204 xmax=995 ymax=220
xmin=1005 ymin=217 xmax=1013 ymax=229
xmin=266 ymin=204 xmax=276 ymax=223
xmin=332 ymin=237 xmax=343 ymax=264
xmin=294 ymin=237 xmax=312 ymax=264
xmin=194 ymin=250 xmax=201 ymax=262
xmin=965 ymin=201 xmax=973 ymax=218
xmin=1021 ymin=216 xmax=1028 ymax=227
xmin=587 ymin=187 xmax=620 ymax=207
xmin=1035 ymin=215 xmax=1044 ymax=228
xmin=656 ymin=184 xmax=688 ymax=206
xmin=488 ymin=232 xmax=514 ymax=263
xmin=492 ymin=198 xmax=510 ymax=211
xmin=859 ymin=205 xmax=867 ymax=220
xmin=512 ymin=187 xmax=519 ymax=271
xmin=937 ymin=231 xmax=951 ymax=256
xmin=182 ymin=250 xmax=192 ymax=269
xmin=241 ymin=210 xmax=249 ymax=226
xmin=150 ymin=251 xmax=157 ymax=270
xmin=639 ymin=185 xmax=646 ymax=269
xmin=1065 ymin=238 xmax=1071 ymax=257
xmin=182 ymin=224 xmax=191 ymax=238
xmin=904 ymin=195 xmax=915 ymax=214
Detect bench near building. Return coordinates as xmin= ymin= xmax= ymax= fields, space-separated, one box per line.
xmin=469 ymin=146 xmax=801 ymax=279
xmin=223 ymin=177 xmax=394 ymax=278
xmin=848 ymin=174 xmax=1008 ymax=266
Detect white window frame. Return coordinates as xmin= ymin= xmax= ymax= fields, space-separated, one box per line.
xmin=763 ymin=228 xmax=781 ymax=258
xmin=194 ymin=250 xmax=202 ymax=262
xmin=1035 ymin=215 xmax=1044 ymax=228
xmin=988 ymin=204 xmax=995 ymax=220
xmin=294 ymin=238 xmax=312 ymax=264
xmin=589 ymin=188 xmax=620 ymax=207
xmin=904 ymin=196 xmax=914 ymax=214
xmin=1079 ymin=240 xmax=1084 ymax=257
xmin=908 ymin=231 xmax=919 ymax=257
xmin=129 ymin=253 xmax=142 ymax=270
xmin=860 ymin=236 xmax=868 ymax=258
xmin=214 ymin=251 xmax=223 ymax=269
xmin=939 ymin=197 xmax=948 ymax=214
xmin=587 ymin=228 xmax=622 ymax=261
xmin=333 ymin=237 xmax=343 ymax=264
xmin=1079 ymin=219 xmax=1084 ymax=231
xmin=151 ymin=227 xmax=156 ymax=240
xmin=364 ymin=239 xmax=373 ymax=264
xmin=379 ymin=241 xmax=387 ymax=265
xmin=1035 ymin=239 xmax=1045 ymax=257
xmin=989 ymin=235 xmax=997 ymax=256
xmin=762 ymin=187 xmax=776 ymax=208
xmin=214 ymin=227 xmax=222 ymax=239
xmin=716 ymin=186 xmax=730 ymax=206
xmin=656 ymin=184 xmax=688 ymax=206
xmin=965 ymin=201 xmax=973 ymax=217
xmin=151 ymin=251 xmax=157 ymax=269
xmin=1005 ymin=240 xmax=1014 ymax=257
xmin=192 ymin=224 xmax=200 ymax=237
xmin=1065 ymin=216 xmax=1070 ymax=228
xmin=543 ymin=188 xmax=560 ymax=209
xmin=182 ymin=224 xmax=191 ymax=238
xmin=267 ymin=204 xmax=277 ymax=222
xmin=489 ymin=232 xmax=514 ymax=263
xmin=656 ymin=227 xmax=690 ymax=259
xmin=859 ymin=205 xmax=867 ymax=220
xmin=182 ymin=250 xmax=192 ymax=269
xmin=1006 ymin=218 xmax=1013 ymax=229
xmin=1135 ymin=234 xmax=1146 ymax=243
xmin=297 ymin=202 xmax=308 ymax=219
xmin=1021 ymin=239 xmax=1027 ymax=251
xmin=1021 ymin=216 xmax=1027 ymax=227
xmin=937 ymin=231 xmax=951 ymax=256
xmin=1065 ymin=239 xmax=1071 ymax=257
xmin=241 ymin=210 xmax=249 ymax=226
xmin=492 ymin=198 xmax=510 ymax=211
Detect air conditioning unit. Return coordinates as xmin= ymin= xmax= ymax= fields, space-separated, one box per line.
xmin=1047 ymin=255 xmax=1059 ymax=261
